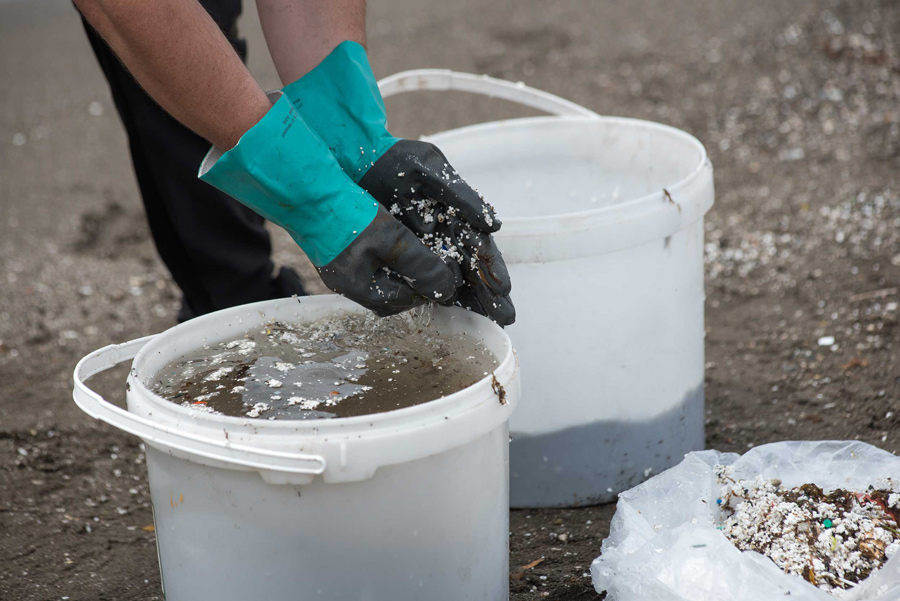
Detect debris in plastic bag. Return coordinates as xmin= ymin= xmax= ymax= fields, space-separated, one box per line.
xmin=715 ymin=466 xmax=900 ymax=592
xmin=591 ymin=441 xmax=900 ymax=601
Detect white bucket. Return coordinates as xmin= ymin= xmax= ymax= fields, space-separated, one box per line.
xmin=380 ymin=71 xmax=713 ymax=508
xmin=73 ymin=296 xmax=519 ymax=601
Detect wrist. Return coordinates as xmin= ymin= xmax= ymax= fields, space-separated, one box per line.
xmin=209 ymin=88 xmax=273 ymax=151
xmin=228 ymin=91 xmax=276 ymax=150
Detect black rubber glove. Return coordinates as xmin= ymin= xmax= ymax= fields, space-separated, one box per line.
xmin=358 ymin=140 xmax=515 ymax=326
xmin=317 ymin=204 xmax=463 ymax=317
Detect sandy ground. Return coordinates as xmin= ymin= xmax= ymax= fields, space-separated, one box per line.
xmin=2 ymin=0 xmax=900 ymax=599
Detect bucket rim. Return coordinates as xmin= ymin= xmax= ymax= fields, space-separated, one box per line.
xmin=422 ymin=114 xmax=711 ymax=236
xmin=127 ymin=296 xmax=516 ymax=433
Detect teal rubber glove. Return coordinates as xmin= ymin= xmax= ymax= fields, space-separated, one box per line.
xmin=199 ymin=92 xmax=461 ymax=316
xmin=283 ymin=42 xmax=515 ymax=326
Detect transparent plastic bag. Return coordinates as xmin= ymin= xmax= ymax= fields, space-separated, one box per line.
xmin=592 ymin=441 xmax=900 ymax=600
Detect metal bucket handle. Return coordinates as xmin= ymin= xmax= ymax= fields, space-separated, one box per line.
xmin=72 ymin=337 xmax=327 ymax=476
xmin=378 ymin=69 xmax=601 ymax=119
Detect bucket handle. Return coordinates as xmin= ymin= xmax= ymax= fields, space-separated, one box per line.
xmin=378 ymin=69 xmax=600 ymax=119
xmin=73 ymin=337 xmax=327 ymax=476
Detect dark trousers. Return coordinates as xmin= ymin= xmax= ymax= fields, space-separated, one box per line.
xmin=80 ymin=0 xmax=304 ymax=320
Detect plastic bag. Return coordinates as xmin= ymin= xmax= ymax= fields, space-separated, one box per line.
xmin=592 ymin=441 xmax=900 ymax=600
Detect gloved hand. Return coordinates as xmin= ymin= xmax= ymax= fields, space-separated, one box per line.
xmin=283 ymin=41 xmax=515 ymax=326
xmin=199 ymin=92 xmax=461 ymax=316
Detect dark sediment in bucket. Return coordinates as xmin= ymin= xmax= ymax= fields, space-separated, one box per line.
xmin=509 ymin=383 xmax=704 ymax=508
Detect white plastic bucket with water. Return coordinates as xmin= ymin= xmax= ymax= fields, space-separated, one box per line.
xmin=73 ymin=296 xmax=519 ymax=601
xmin=380 ymin=71 xmax=713 ymax=508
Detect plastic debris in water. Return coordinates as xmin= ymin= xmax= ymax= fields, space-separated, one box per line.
xmin=148 ymin=310 xmax=497 ymax=421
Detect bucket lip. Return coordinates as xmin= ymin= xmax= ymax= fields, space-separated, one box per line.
xmin=423 ymin=114 xmax=711 ymax=236
xmin=128 ymin=296 xmax=515 ymax=433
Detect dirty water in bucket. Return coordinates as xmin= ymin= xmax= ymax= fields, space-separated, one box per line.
xmin=148 ymin=308 xmax=498 ymax=420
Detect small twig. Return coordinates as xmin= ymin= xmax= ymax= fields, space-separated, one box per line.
xmin=662 ymin=188 xmax=682 ymax=213
xmin=849 ymin=287 xmax=897 ymax=303
xmin=510 ymin=557 xmax=544 ymax=581
xmin=491 ymin=374 xmax=507 ymax=405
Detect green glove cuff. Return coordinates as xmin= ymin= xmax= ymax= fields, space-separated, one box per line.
xmin=198 ymin=92 xmax=377 ymax=267
xmin=283 ymin=41 xmax=399 ymax=182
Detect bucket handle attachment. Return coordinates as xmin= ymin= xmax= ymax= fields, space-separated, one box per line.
xmin=378 ymin=69 xmax=600 ymax=119
xmin=73 ymin=337 xmax=327 ymax=476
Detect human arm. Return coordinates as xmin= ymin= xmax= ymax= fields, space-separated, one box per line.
xmin=267 ymin=36 xmax=514 ymax=323
xmin=255 ymin=1 xmax=514 ymax=323
xmin=75 ymin=0 xmax=460 ymax=315
xmin=73 ymin=0 xmax=270 ymax=149
xmin=256 ymin=0 xmax=367 ymax=85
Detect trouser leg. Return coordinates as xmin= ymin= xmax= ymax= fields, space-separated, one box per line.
xmin=79 ymin=3 xmax=305 ymax=319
